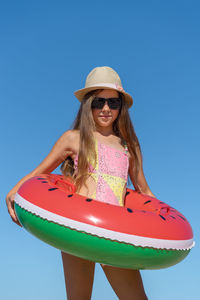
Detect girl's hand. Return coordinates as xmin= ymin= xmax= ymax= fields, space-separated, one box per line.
xmin=141 ymin=191 xmax=156 ymax=198
xmin=6 ymin=192 xmax=22 ymax=227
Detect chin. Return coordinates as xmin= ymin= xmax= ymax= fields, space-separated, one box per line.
xmin=98 ymin=121 xmax=113 ymax=127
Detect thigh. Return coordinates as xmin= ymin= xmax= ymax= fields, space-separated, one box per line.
xmin=61 ymin=251 xmax=95 ymax=300
xmin=100 ymin=264 xmax=148 ymax=300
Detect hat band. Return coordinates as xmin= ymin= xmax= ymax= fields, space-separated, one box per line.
xmin=85 ymin=82 xmax=123 ymax=90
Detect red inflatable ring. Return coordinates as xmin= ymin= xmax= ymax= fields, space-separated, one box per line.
xmin=14 ymin=174 xmax=195 ymax=269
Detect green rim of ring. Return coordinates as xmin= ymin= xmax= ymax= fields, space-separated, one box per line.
xmin=15 ymin=203 xmax=190 ymax=270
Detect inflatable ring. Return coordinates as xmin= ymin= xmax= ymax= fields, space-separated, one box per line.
xmin=14 ymin=174 xmax=194 ymax=270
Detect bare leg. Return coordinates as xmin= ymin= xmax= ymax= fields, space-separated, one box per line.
xmin=61 ymin=251 xmax=95 ymax=300
xmin=101 ymin=264 xmax=148 ymax=300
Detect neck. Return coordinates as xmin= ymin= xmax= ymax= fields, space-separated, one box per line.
xmin=95 ymin=125 xmax=114 ymax=137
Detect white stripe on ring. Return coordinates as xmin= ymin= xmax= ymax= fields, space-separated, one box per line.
xmin=14 ymin=193 xmax=195 ymax=250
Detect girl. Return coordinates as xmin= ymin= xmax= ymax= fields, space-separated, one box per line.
xmin=6 ymin=66 xmax=155 ymax=300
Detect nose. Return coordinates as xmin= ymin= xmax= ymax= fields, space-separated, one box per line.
xmin=102 ymin=101 xmax=110 ymax=111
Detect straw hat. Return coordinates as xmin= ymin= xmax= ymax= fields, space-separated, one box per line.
xmin=74 ymin=66 xmax=133 ymax=108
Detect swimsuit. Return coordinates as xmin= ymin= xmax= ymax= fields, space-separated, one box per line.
xmin=74 ymin=139 xmax=129 ymax=206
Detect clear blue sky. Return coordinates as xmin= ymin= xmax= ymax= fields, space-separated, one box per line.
xmin=1 ymin=0 xmax=199 ymax=299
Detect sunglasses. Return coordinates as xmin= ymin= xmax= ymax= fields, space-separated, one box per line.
xmin=91 ymin=97 xmax=122 ymax=110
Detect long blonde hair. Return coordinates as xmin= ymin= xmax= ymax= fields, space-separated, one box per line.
xmin=61 ymin=90 xmax=142 ymax=192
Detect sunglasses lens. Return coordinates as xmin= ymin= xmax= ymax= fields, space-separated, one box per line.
xmin=91 ymin=98 xmax=105 ymax=109
xmin=108 ymin=98 xmax=121 ymax=109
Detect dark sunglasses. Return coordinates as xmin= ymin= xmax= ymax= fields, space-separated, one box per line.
xmin=91 ymin=97 xmax=122 ymax=110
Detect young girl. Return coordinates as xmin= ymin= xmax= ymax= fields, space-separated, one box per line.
xmin=6 ymin=66 xmax=155 ymax=300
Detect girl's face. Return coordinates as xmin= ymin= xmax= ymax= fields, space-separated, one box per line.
xmin=91 ymin=89 xmax=121 ymax=131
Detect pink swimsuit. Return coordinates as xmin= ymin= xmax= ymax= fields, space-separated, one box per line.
xmin=74 ymin=139 xmax=129 ymax=206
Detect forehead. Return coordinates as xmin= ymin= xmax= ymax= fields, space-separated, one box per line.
xmin=96 ymin=89 xmax=119 ymax=98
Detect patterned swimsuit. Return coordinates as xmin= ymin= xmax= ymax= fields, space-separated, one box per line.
xmin=74 ymin=138 xmax=129 ymax=206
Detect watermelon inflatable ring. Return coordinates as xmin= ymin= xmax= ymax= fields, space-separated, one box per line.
xmin=14 ymin=174 xmax=195 ymax=270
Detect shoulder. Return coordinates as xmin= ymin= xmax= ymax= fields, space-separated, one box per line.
xmin=58 ymin=130 xmax=80 ymax=155
xmin=51 ymin=130 xmax=79 ymax=152
xmin=60 ymin=130 xmax=80 ymax=143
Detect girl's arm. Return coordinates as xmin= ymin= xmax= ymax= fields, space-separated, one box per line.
xmin=6 ymin=130 xmax=75 ymax=226
xmin=129 ymin=146 xmax=156 ymax=198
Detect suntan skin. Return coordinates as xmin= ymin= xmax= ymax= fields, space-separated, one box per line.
xmin=6 ymin=89 xmax=155 ymax=300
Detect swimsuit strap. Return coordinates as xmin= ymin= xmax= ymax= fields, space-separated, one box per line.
xmin=123 ymin=140 xmax=129 ymax=154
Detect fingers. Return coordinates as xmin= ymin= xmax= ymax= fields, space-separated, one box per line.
xmin=6 ymin=194 xmax=22 ymax=228
xmin=9 ymin=209 xmax=22 ymax=227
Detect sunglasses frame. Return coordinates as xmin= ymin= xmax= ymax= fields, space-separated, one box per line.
xmin=91 ymin=97 xmax=122 ymax=110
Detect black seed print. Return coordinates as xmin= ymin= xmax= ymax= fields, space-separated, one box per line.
xmin=170 ymin=215 xmax=176 ymax=219
xmin=159 ymin=214 xmax=166 ymax=220
xmin=141 ymin=210 xmax=146 ymax=213
xmin=127 ymin=208 xmax=133 ymax=213
xmin=159 ymin=202 xmax=164 ymax=204
xmin=178 ymin=215 xmax=186 ymax=221
xmin=37 ymin=178 xmax=45 ymax=180
xmin=48 ymin=188 xmax=58 ymax=191
xmin=86 ymin=198 xmax=93 ymax=202
xmin=41 ymin=181 xmax=48 ymax=183
xmin=67 ymin=194 xmax=73 ymax=198
xmin=144 ymin=200 xmax=151 ymax=205
xmin=125 ymin=191 xmax=130 ymax=196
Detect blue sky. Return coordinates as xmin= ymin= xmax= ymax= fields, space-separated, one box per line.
xmin=1 ymin=0 xmax=199 ymax=299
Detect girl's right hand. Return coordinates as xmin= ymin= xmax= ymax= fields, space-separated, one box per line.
xmin=6 ymin=192 xmax=22 ymax=227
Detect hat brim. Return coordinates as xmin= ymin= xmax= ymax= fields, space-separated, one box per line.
xmin=74 ymin=85 xmax=133 ymax=108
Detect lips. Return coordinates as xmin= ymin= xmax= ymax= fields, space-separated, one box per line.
xmin=99 ymin=115 xmax=112 ymax=118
